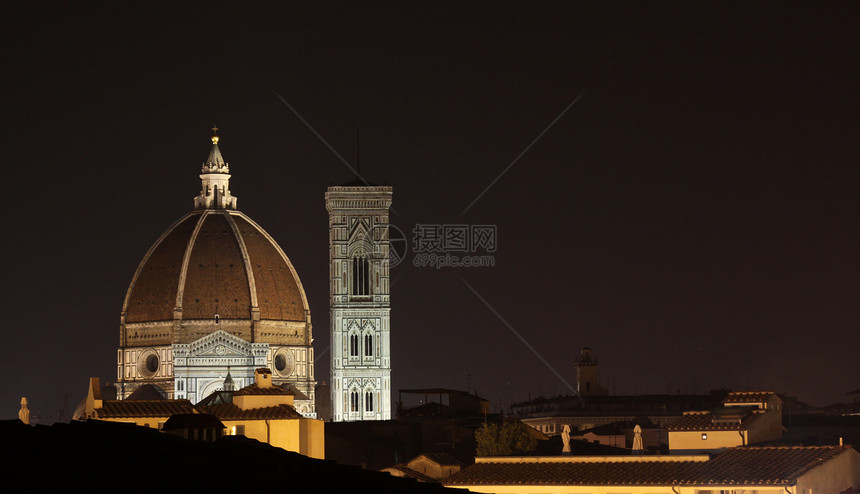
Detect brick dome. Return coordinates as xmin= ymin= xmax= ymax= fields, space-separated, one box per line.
xmin=122 ymin=209 xmax=309 ymax=327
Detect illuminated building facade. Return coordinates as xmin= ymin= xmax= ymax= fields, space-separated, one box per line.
xmin=115 ymin=131 xmax=317 ymax=416
xmin=326 ymin=184 xmax=393 ymax=421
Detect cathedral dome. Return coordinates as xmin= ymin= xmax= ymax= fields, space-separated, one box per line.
xmin=122 ymin=209 xmax=309 ymax=326
xmin=116 ymin=129 xmax=316 ymax=412
xmin=119 ymin=130 xmax=310 ymax=345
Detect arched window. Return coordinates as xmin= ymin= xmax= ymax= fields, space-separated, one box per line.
xmin=350 ymin=334 xmax=359 ymax=357
xmin=352 ymin=255 xmax=370 ymax=296
xmin=350 ymin=390 xmax=359 ymax=412
xmin=365 ymin=391 xmax=374 ymax=412
xmin=364 ymin=333 xmax=373 ymax=357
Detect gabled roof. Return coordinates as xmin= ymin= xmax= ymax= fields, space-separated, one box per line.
xmin=691 ymin=446 xmax=849 ymax=485
xmin=410 ymin=452 xmax=464 ymax=468
xmin=163 ymin=413 xmax=224 ymax=430
xmin=201 ymin=403 xmax=303 ymax=420
xmin=126 ymin=384 xmax=167 ymax=400
xmin=724 ymin=391 xmax=778 ymax=404
xmin=446 ymin=455 xmax=697 ymax=486
xmin=444 ymin=446 xmax=853 ymax=487
xmin=382 ymin=465 xmax=439 ymax=483
xmin=234 ymin=383 xmax=294 ymax=396
xmin=97 ymin=399 xmax=196 ymax=418
xmin=669 ymin=408 xmax=765 ymax=431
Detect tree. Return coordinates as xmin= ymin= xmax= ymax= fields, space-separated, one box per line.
xmin=474 ymin=421 xmax=538 ymax=456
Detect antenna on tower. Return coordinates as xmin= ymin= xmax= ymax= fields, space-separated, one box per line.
xmin=356 ymin=127 xmax=361 ymax=179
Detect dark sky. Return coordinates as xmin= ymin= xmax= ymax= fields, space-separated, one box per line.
xmin=3 ymin=2 xmax=858 ymax=421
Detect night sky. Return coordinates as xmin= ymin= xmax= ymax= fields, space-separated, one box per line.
xmin=3 ymin=2 xmax=858 ymax=421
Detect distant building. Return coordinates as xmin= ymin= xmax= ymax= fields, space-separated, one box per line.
xmin=668 ymin=391 xmax=783 ymax=453
xmin=444 ymin=445 xmax=860 ymax=494
xmin=382 ymin=453 xmax=464 ymax=482
xmin=162 ymin=413 xmax=225 ymax=442
xmin=325 ymin=388 xmax=495 ymax=469
xmin=512 ymin=347 xmax=730 ymax=449
xmin=574 ymin=347 xmax=608 ymax=396
xmin=569 ymin=417 xmax=661 ymax=451
xmin=397 ymin=389 xmax=491 ymax=419
xmin=512 ymin=391 xmax=727 ymax=445
xmin=79 ymin=368 xmax=324 ymax=459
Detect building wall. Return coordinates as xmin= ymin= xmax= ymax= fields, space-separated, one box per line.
xmin=223 ymin=419 xmax=299 ymax=453
xmin=670 ymin=429 xmax=747 ymax=451
xmin=747 ymin=409 xmax=783 ymax=445
xmin=221 ymin=417 xmax=324 ymax=459
xmin=300 ymin=417 xmax=325 ymax=459
xmin=795 ymin=449 xmax=860 ymax=494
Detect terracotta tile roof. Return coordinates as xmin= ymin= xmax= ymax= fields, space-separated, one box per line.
xmin=279 ymin=383 xmax=309 ymax=400
xmin=668 ymin=408 xmax=764 ymax=431
xmin=233 ymin=383 xmax=293 ymax=396
xmin=123 ymin=210 xmax=308 ymax=326
xmin=162 ymin=413 xmax=225 ymax=430
xmin=444 ymin=446 xmax=852 ymax=487
xmin=692 ymin=446 xmax=850 ymax=485
xmin=446 ymin=457 xmax=695 ymax=486
xmin=383 ymin=465 xmax=439 ymax=483
xmin=724 ymin=391 xmax=776 ymax=404
xmin=97 ymin=400 xmax=196 ymax=418
xmin=125 ymin=214 xmax=199 ymax=323
xmin=181 ymin=213 xmax=252 ymax=319
xmin=201 ymin=403 xmax=303 ymax=420
xmin=413 ymin=452 xmax=464 ymax=467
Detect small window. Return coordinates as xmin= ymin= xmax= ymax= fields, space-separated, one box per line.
xmin=701 ymin=433 xmax=708 ymax=440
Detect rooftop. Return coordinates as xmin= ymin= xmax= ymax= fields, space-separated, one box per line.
xmin=445 ymin=446 xmax=853 ymax=487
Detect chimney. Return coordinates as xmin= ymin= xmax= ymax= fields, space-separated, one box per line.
xmin=255 ymin=368 xmax=273 ymax=388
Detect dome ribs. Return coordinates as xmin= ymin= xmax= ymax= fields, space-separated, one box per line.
xmin=124 ymin=214 xmax=199 ymax=323
xmin=121 ymin=210 xmax=309 ymax=347
xmin=233 ymin=215 xmax=306 ymax=322
xmin=182 ymin=213 xmax=252 ymax=320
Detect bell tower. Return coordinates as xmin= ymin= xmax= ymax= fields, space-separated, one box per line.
xmin=326 ymin=184 xmax=393 ymax=421
xmin=574 ymin=347 xmax=608 ymax=396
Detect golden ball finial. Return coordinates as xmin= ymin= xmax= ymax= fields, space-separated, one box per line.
xmin=211 ymin=125 xmax=219 ymax=144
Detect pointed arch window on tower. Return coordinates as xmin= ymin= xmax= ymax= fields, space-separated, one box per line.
xmin=365 ymin=390 xmax=374 ymax=413
xmin=364 ymin=333 xmax=373 ymax=357
xmin=352 ymin=255 xmax=370 ymax=297
xmin=350 ymin=390 xmax=359 ymax=413
xmin=350 ymin=333 xmax=360 ymax=358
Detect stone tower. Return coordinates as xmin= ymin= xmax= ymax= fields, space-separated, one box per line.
xmin=326 ymin=184 xmax=393 ymax=421
xmin=574 ymin=347 xmax=608 ymax=396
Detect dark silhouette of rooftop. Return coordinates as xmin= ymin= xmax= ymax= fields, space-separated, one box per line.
xmin=1 ymin=419 xmax=463 ymax=491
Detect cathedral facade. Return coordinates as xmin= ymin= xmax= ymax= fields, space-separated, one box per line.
xmin=116 ymin=131 xmax=317 ymax=417
xmin=326 ymin=185 xmax=393 ymax=421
